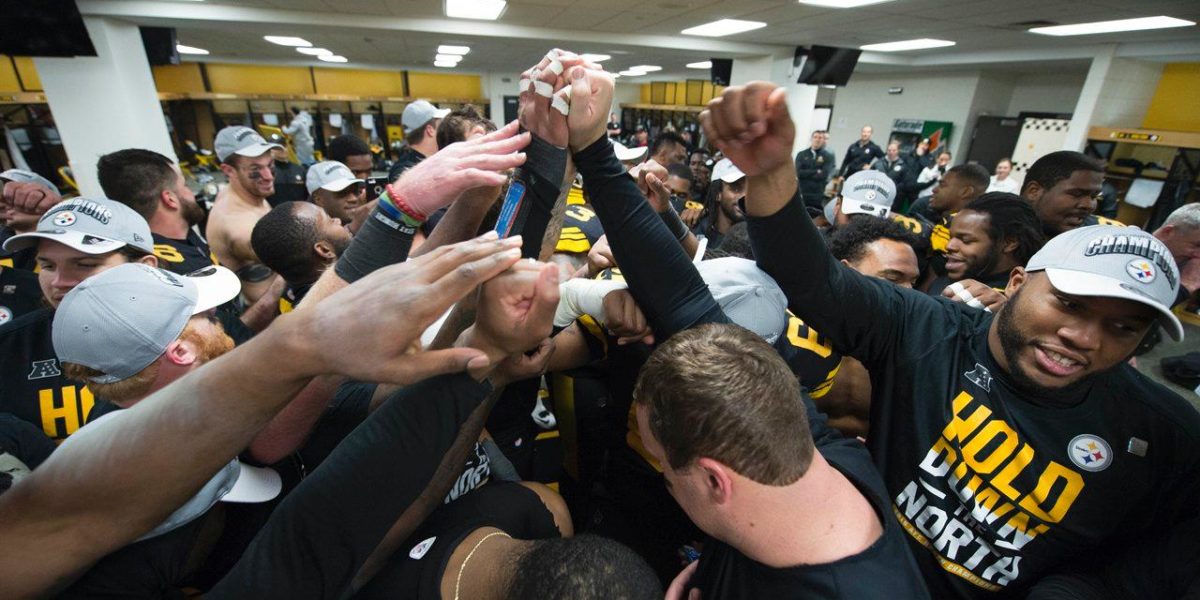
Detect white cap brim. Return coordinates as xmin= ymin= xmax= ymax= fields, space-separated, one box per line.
xmin=841 ymin=199 xmax=890 ymax=218
xmin=432 ymin=108 xmax=451 ymax=119
xmin=717 ymin=171 xmax=745 ymax=183
xmin=234 ymin=142 xmax=284 ymax=158
xmin=182 ymin=265 xmax=242 ymax=313
xmin=319 ymin=176 xmax=365 ymax=192
xmin=223 ymin=461 xmax=282 ymax=503
xmin=1042 ymin=267 xmax=1184 ymax=342
xmin=616 ymin=147 xmax=648 ymax=161
xmin=3 ymin=230 xmax=126 ymax=255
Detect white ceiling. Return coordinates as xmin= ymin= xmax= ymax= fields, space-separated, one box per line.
xmin=80 ymin=0 xmax=1200 ymax=81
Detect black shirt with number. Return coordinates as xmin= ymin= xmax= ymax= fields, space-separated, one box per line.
xmin=555 ymin=204 xmax=605 ymax=255
xmin=749 ymin=194 xmax=1200 ymax=598
xmin=152 ymin=230 xmax=217 ymax=276
xmin=0 ymin=308 xmax=99 ymax=441
xmin=0 ymin=266 xmax=44 ymax=327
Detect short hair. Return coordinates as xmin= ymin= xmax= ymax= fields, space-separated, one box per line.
xmin=96 ymin=149 xmax=177 ymax=221
xmin=508 ymin=535 xmax=660 ymax=599
xmin=666 ymin=162 xmax=692 ymax=182
xmin=1163 ymin=203 xmax=1200 ymax=230
xmin=250 ymin=202 xmax=322 ymax=282
xmin=997 ymin=157 xmax=1013 ymax=167
xmin=649 ymin=131 xmax=686 ymax=158
xmin=938 ymin=151 xmax=952 ymax=159
xmin=326 ymin=135 xmax=371 ymax=164
xmin=1021 ymin=151 xmax=1104 ymax=195
xmin=828 ymin=217 xmax=918 ymax=264
xmin=949 ymin=163 xmax=990 ymax=192
xmin=812 ymin=129 xmax=828 ymax=136
xmin=634 ymin=323 xmax=815 ymax=485
xmin=961 ymin=192 xmax=1047 ymax=268
xmin=436 ymin=105 xmax=495 ymax=149
xmin=715 ymin=221 xmax=752 ymax=259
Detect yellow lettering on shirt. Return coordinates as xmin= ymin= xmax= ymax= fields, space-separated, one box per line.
xmin=153 ymin=244 xmax=185 ymax=263
xmin=38 ymin=385 xmax=95 ymax=439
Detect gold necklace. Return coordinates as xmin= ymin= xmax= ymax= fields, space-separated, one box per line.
xmin=454 ymin=531 xmax=511 ymax=600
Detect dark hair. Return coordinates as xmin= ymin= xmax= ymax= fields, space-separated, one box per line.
xmin=962 ymin=192 xmax=1047 ymax=268
xmin=812 ymin=129 xmax=828 ymax=135
xmin=96 ymin=149 xmax=177 ymax=220
xmin=1021 ymin=151 xmax=1104 ymax=195
xmin=435 ymin=105 xmax=494 ymax=149
xmin=649 ymin=131 xmax=686 ymax=158
xmin=634 ymin=323 xmax=815 ymax=485
xmin=666 ymin=162 xmax=692 ymax=183
xmin=829 ymin=217 xmax=918 ymax=263
xmin=948 ymin=163 xmax=990 ymax=193
xmin=326 ymin=135 xmax=371 ymax=164
xmin=508 ymin=535 xmax=661 ymax=599
xmin=715 ymin=221 xmax=752 ymax=259
xmin=250 ymin=201 xmax=322 ymax=282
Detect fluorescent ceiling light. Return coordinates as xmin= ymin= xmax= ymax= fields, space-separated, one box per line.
xmin=318 ymin=55 xmax=348 ymax=63
xmin=799 ymin=0 xmax=894 ymax=7
xmin=445 ymin=0 xmax=507 ymax=20
xmin=176 ymin=44 xmax=209 ymax=55
xmin=682 ymin=19 xmax=766 ymax=37
xmin=629 ymin=65 xmax=661 ymax=72
xmin=612 ymin=73 xmax=621 ymax=78
xmin=686 ymin=61 xmax=712 ymax=69
xmin=438 ymin=45 xmax=471 ymax=55
xmin=1029 ymin=16 xmax=1195 ymax=36
xmin=434 ymin=60 xmax=458 ymax=68
xmin=263 ymin=36 xmax=312 ymax=47
xmin=618 ymin=70 xmax=645 ymax=77
xmin=580 ymin=53 xmax=611 ymax=62
xmin=435 ymin=54 xmax=463 ymax=62
xmin=860 ymin=38 xmax=955 ymax=52
xmin=296 ymin=47 xmax=333 ymax=56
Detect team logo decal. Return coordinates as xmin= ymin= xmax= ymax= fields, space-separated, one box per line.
xmin=28 ymin=359 xmax=61 ymax=380
xmin=409 ymin=536 xmax=436 ymax=559
xmin=0 ymin=306 xmax=11 ymax=325
xmin=1126 ymin=259 xmax=1155 ymax=284
xmin=52 ymin=211 xmax=76 ymax=227
xmin=964 ymin=363 xmax=993 ymax=392
xmin=864 ymin=190 xmax=877 ymax=201
xmin=1068 ymin=434 xmax=1112 ymax=472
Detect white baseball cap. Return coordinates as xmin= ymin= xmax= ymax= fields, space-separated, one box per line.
xmin=838 ymin=170 xmax=896 ymax=218
xmin=306 ymin=161 xmax=364 ymax=195
xmin=214 ymin=126 xmax=283 ymax=162
xmin=3 ymin=197 xmax=154 ymax=256
xmin=612 ymin=140 xmax=648 ymax=163
xmin=402 ymin=100 xmax=451 ymax=136
xmin=710 ymin=158 xmax=745 ymax=184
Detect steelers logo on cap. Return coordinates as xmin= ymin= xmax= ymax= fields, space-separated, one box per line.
xmin=52 ymin=212 xmax=77 ymax=227
xmin=1126 ymin=259 xmax=1155 ymax=284
xmin=864 ymin=190 xmax=877 ymax=201
xmin=1068 ymin=434 xmax=1112 ymax=472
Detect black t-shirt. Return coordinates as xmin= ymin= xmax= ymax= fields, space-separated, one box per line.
xmin=0 ymin=412 xmax=55 ymax=470
xmin=0 ymin=308 xmax=100 ymax=441
xmin=691 ymin=441 xmax=929 ymax=599
xmin=0 ymin=266 xmax=44 ymax=326
xmin=387 ymin=147 xmax=426 ymax=183
xmin=151 ymin=230 xmax=218 ymax=276
xmin=926 ymin=272 xmax=1012 ymax=299
xmin=355 ymin=481 xmax=560 ymax=600
xmin=840 ymin=141 xmax=884 ymax=178
xmin=750 ymin=195 xmax=1200 ymax=598
xmin=277 ymin=281 xmax=312 ymax=314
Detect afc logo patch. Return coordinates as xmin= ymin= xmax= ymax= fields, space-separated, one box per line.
xmin=964 ymin=363 xmax=993 ymax=392
xmin=52 ymin=211 xmax=77 ymax=227
xmin=28 ymin=359 xmax=62 ymax=380
xmin=1069 ymin=434 xmax=1112 ymax=472
xmin=1126 ymin=259 xmax=1155 ymax=284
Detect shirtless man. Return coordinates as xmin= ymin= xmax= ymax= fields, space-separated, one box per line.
xmin=208 ymin=126 xmax=284 ymax=304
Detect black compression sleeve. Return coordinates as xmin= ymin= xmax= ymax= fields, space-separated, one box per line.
xmin=208 ymin=374 xmax=491 ymax=598
xmin=512 ymin=134 xmax=567 ymax=258
xmin=573 ymin=136 xmax=726 ymax=340
xmin=333 ymin=204 xmax=416 ymax=284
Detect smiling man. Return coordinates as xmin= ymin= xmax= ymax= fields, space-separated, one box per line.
xmin=934 ymin=193 xmax=1046 ymax=294
xmin=1021 ymin=151 xmax=1122 ymax=237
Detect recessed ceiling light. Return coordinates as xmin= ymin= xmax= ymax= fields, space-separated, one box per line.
xmin=1029 ymin=15 xmax=1195 ymax=36
xmin=681 ymin=19 xmax=766 ymax=37
xmin=263 ymin=36 xmax=312 ymax=47
xmin=445 ymin=0 xmax=507 ymax=20
xmin=580 ymin=53 xmax=611 ymax=62
xmin=618 ymin=70 xmax=645 ymax=77
xmin=318 ymin=55 xmax=348 ymax=63
xmin=438 ymin=45 xmax=471 ymax=55
xmin=612 ymin=73 xmax=622 ymax=78
xmin=686 ymin=61 xmax=712 ymax=69
xmin=296 ymin=47 xmax=333 ymax=56
xmin=435 ymin=54 xmax=463 ymax=62
xmin=629 ymin=65 xmax=662 ymax=72
xmin=434 ymin=60 xmax=458 ymax=68
xmin=176 ymin=44 xmax=209 ymax=55
xmin=860 ymin=38 xmax=956 ymax=52
xmin=798 ymin=0 xmax=894 ymax=7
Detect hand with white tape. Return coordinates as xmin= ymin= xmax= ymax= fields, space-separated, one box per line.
xmin=518 ymin=50 xmax=583 ymax=147
xmin=943 ymin=279 xmax=1007 ymax=313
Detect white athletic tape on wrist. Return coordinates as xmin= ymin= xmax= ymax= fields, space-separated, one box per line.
xmin=533 ymin=80 xmax=554 ymax=98
xmin=966 ymin=298 xmax=986 ymax=310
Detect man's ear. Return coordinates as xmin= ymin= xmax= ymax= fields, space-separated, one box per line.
xmin=161 ymin=189 xmax=180 ymax=211
xmin=314 ymin=239 xmax=337 ymax=261
xmin=163 ymin=337 xmax=200 ymax=367
xmin=137 ymin=254 xmax=159 ymax=268
xmin=696 ymin=457 xmax=734 ymax=506
xmin=1001 ymin=236 xmax=1020 ymax=256
xmin=1023 ymin=181 xmax=1043 ymax=203
xmin=218 ymin=163 xmax=235 ymax=179
xmin=1004 ymin=266 xmax=1027 ymax=297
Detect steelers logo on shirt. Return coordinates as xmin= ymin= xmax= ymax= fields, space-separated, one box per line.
xmin=0 ymin=305 xmax=11 ymax=325
xmin=1126 ymin=259 xmax=1155 ymax=284
xmin=52 ymin=211 xmax=77 ymax=227
xmin=1068 ymin=434 xmax=1112 ymax=472
xmin=408 ymin=536 xmax=436 ymax=560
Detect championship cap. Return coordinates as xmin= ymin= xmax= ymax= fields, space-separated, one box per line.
xmin=53 ymin=263 xmax=242 ymax=383
xmin=612 ymin=140 xmax=648 ymax=162
xmin=838 ymin=170 xmax=895 ymax=218
xmin=58 ymin=409 xmax=281 ymax=541
xmin=305 ymin=160 xmax=364 ymax=195
xmin=214 ymin=126 xmax=283 ymax=162
xmin=1 ymin=169 xmax=60 ymax=195
xmin=1026 ymin=224 xmax=1184 ymax=341
xmin=696 ymin=257 xmax=787 ymax=343
xmin=402 ymin=100 xmax=451 ymax=136
xmin=710 ymin=158 xmax=745 ymax=184
xmin=3 ymin=197 xmax=154 ymax=255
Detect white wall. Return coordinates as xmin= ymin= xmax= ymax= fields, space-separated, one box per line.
xmin=1006 ymin=72 xmax=1087 ymax=116
xmin=1090 ymin=59 xmax=1162 ymax=129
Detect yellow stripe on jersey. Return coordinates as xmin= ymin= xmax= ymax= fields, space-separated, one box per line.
xmin=808 ymin=359 xmax=842 ymax=399
xmin=1096 ymin=216 xmax=1125 ymax=227
xmin=279 ymin=296 xmax=294 ymax=314
xmin=931 ymin=222 xmax=950 ymax=253
xmin=0 ymin=258 xmax=11 ymax=268
xmin=566 ymin=185 xmax=586 ymax=206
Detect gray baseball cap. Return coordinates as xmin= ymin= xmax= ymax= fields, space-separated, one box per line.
xmin=838 ymin=170 xmax=895 ymax=218
xmin=53 ymin=263 xmax=241 ymax=383
xmin=59 ymin=409 xmax=281 ymax=541
xmin=214 ymin=126 xmax=283 ymax=162
xmin=306 ymin=160 xmax=364 ymax=195
xmin=401 ymin=100 xmax=450 ymax=136
xmin=0 ymin=168 xmax=60 ymax=195
xmin=1026 ymin=224 xmax=1184 ymax=341
xmin=2 ymin=197 xmax=154 ymax=255
xmin=696 ymin=257 xmax=787 ymax=344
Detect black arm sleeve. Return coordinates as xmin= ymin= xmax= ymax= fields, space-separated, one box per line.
xmin=573 ymin=136 xmax=727 ymax=341
xmin=333 ymin=204 xmax=416 ymax=284
xmin=510 ymin=134 xmax=567 ymax=258
xmin=207 ymin=374 xmax=492 ymax=599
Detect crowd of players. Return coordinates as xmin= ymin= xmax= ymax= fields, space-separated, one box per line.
xmin=0 ymin=50 xmax=1198 ymax=599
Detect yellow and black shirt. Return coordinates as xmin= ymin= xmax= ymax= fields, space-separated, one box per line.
xmin=0 ymin=308 xmax=99 ymax=441
xmin=555 ymin=204 xmax=605 ymax=255
xmin=151 ymin=230 xmax=218 ymax=276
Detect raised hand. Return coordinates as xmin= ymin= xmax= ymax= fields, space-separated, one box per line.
xmin=463 ymin=257 xmax=561 ymax=371
xmin=1 ymin=181 xmax=62 ymax=221
xmin=519 ymin=52 xmax=570 ymax=147
xmin=393 ymin=120 xmax=530 ymax=217
xmin=629 ymin=160 xmax=671 ymax=213
xmin=602 ymin=288 xmax=654 ymax=345
xmin=565 ymin=65 xmax=615 ymax=153
xmin=943 ymin=279 xmax=1007 ymax=313
xmin=699 ymin=82 xmax=795 ymax=178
